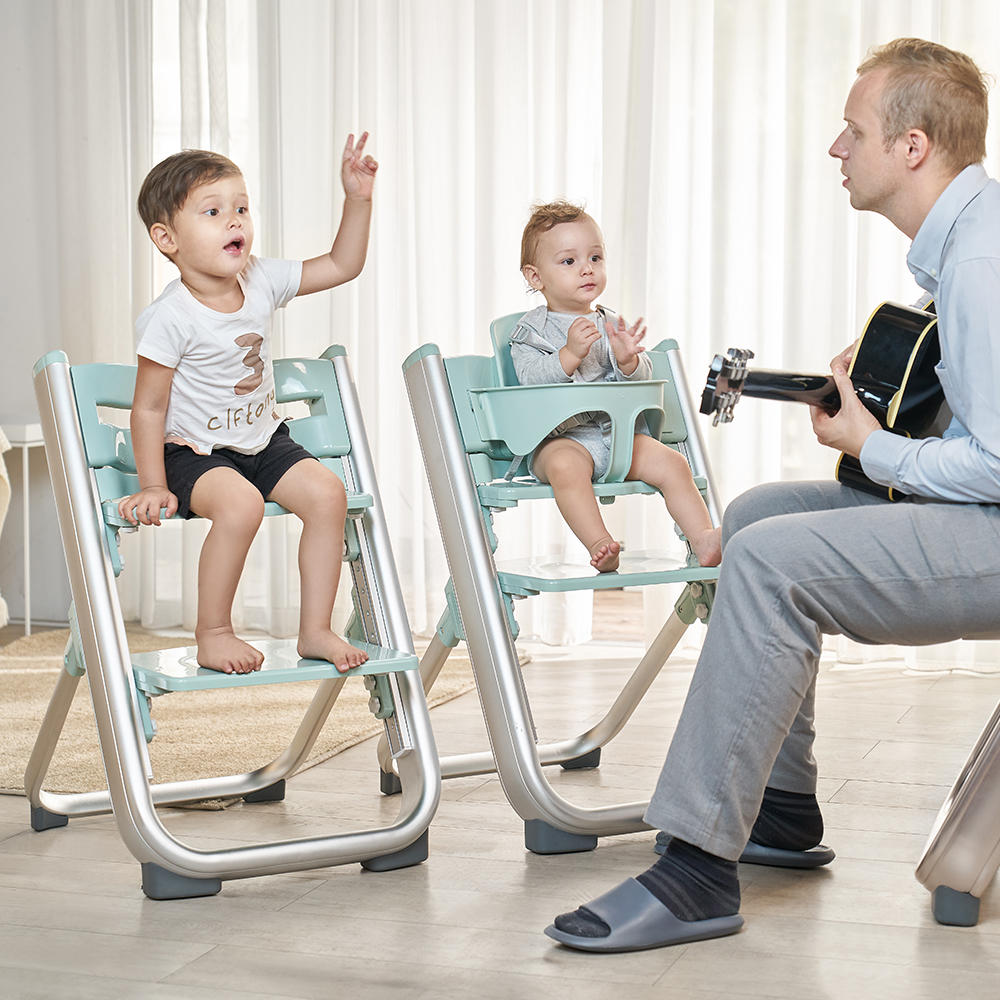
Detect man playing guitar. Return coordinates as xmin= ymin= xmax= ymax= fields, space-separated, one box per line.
xmin=548 ymin=38 xmax=1000 ymax=953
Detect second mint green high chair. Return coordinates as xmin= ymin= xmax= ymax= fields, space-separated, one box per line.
xmin=383 ymin=313 xmax=722 ymax=854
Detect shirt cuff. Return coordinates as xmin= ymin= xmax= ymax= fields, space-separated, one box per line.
xmin=620 ymin=355 xmax=651 ymax=381
xmin=858 ymin=429 xmax=908 ymax=489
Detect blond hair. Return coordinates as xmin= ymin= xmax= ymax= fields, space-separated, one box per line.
xmin=520 ymin=200 xmax=597 ymax=269
xmin=858 ymin=38 xmax=989 ymax=172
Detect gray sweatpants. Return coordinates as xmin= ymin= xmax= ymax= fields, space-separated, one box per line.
xmin=644 ymin=480 xmax=1000 ymax=860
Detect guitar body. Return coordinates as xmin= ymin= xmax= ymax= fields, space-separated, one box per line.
xmin=700 ymin=301 xmax=944 ymax=501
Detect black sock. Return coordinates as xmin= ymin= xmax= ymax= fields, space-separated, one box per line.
xmin=749 ymin=787 xmax=823 ymax=852
xmin=636 ymin=838 xmax=740 ymax=921
xmin=553 ymin=838 xmax=739 ymax=938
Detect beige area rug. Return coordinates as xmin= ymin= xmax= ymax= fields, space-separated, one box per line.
xmin=0 ymin=627 xmax=475 ymax=800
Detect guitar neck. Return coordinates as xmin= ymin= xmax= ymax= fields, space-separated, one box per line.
xmin=739 ymin=370 xmax=840 ymax=410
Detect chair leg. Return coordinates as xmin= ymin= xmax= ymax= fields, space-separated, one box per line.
xmin=378 ymin=633 xmax=454 ymax=794
xmin=24 ymin=659 xmax=85 ymax=827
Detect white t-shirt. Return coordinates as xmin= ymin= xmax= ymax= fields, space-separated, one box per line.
xmin=136 ymin=256 xmax=302 ymax=455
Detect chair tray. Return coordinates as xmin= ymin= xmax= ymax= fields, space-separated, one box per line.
xmin=131 ymin=638 xmax=417 ymax=694
xmin=497 ymin=550 xmax=721 ymax=596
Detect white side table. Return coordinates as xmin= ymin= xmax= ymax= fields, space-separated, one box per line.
xmin=2 ymin=421 xmax=45 ymax=635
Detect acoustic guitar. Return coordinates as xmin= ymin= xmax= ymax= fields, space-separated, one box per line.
xmin=699 ymin=301 xmax=945 ymax=501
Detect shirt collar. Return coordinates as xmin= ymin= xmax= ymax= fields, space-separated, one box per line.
xmin=907 ymin=163 xmax=991 ymax=292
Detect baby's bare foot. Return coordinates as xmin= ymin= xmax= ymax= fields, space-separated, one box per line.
xmin=195 ymin=629 xmax=264 ymax=674
xmin=589 ymin=539 xmax=621 ymax=573
xmin=298 ymin=630 xmax=369 ymax=673
xmin=692 ymin=527 xmax=722 ymax=567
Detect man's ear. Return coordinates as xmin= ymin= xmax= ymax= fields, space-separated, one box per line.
xmin=149 ymin=222 xmax=177 ymax=256
xmin=522 ymin=264 xmax=543 ymax=290
xmin=902 ymin=128 xmax=931 ymax=170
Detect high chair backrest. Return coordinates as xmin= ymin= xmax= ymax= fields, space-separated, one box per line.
xmin=32 ymin=349 xmax=363 ymax=577
xmin=489 ymin=312 xmax=525 ymax=387
xmin=60 ymin=353 xmax=356 ymax=499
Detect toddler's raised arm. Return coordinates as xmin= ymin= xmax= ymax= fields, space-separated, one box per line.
xmin=298 ymin=132 xmax=378 ymax=296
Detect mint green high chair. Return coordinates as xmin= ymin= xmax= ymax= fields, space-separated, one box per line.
xmin=384 ymin=313 xmax=722 ymax=854
xmin=26 ymin=347 xmax=440 ymax=899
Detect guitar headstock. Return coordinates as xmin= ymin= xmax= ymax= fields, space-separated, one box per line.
xmin=700 ymin=348 xmax=754 ymax=425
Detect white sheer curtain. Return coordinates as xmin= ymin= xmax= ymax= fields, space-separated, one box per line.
xmin=66 ymin=0 xmax=1000 ymax=654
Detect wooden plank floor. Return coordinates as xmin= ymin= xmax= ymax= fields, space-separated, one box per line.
xmin=2 ymin=595 xmax=1000 ymax=999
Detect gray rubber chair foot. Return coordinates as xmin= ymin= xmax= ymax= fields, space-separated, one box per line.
xmin=243 ymin=779 xmax=285 ymax=803
xmin=141 ymin=863 xmax=222 ymax=900
xmin=361 ymin=829 xmax=429 ymax=871
xmin=931 ymin=885 xmax=981 ymax=926
xmin=525 ymin=819 xmax=598 ymax=855
xmin=545 ymin=877 xmax=743 ymax=953
xmin=379 ymin=768 xmax=402 ymax=796
xmin=561 ymin=747 xmax=602 ymax=770
xmin=30 ymin=805 xmax=69 ymax=832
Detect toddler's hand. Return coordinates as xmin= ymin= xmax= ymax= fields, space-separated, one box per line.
xmin=119 ymin=486 xmax=178 ymax=526
xmin=342 ymin=132 xmax=378 ymax=201
xmin=607 ymin=315 xmax=647 ymax=369
xmin=566 ymin=316 xmax=602 ymax=361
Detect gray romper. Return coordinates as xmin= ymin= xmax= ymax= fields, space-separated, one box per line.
xmin=508 ymin=304 xmax=652 ymax=480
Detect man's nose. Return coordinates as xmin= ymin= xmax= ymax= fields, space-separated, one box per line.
xmin=829 ymin=130 xmax=848 ymax=159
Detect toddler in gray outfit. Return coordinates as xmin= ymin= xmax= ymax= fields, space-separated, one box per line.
xmin=511 ymin=201 xmax=720 ymax=571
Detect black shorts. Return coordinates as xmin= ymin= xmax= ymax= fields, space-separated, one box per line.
xmin=164 ymin=422 xmax=317 ymax=519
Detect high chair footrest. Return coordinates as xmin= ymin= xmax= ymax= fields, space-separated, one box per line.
xmin=141 ymin=863 xmax=222 ymax=900
xmin=131 ymin=639 xmax=418 ymax=695
xmin=498 ymin=551 xmax=720 ymax=596
xmin=479 ymin=479 xmax=658 ymax=508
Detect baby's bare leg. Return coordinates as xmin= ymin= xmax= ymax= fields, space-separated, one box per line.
xmin=533 ymin=437 xmax=620 ymax=572
xmin=188 ymin=467 xmax=266 ymax=673
xmin=627 ymin=435 xmax=721 ymax=566
xmin=268 ymin=460 xmax=368 ymax=673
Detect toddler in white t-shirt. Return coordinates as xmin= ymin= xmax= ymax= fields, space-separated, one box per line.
xmin=120 ymin=139 xmax=377 ymax=675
